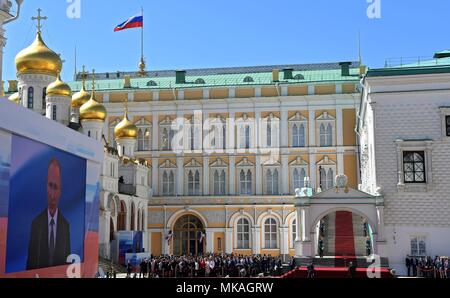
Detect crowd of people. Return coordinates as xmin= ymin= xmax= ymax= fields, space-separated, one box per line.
xmin=405 ymin=256 xmax=450 ymax=278
xmin=122 ymin=254 xmax=286 ymax=278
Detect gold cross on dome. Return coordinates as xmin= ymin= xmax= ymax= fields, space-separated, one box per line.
xmin=32 ymin=8 xmax=48 ymax=33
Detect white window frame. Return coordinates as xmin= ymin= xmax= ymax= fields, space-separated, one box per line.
xmin=210 ymin=158 xmax=228 ymax=195
xmin=439 ymin=107 xmax=450 ymax=139
xmin=290 ymin=217 xmax=297 ymax=249
xmin=159 ymin=160 xmax=177 ymax=196
xmin=134 ymin=118 xmax=152 ymax=152
xmin=263 ymin=217 xmax=279 ymax=249
xmin=262 ymin=113 xmax=280 ymax=149
xmin=208 ymin=115 xmax=226 ymax=151
xmin=236 ymin=157 xmax=254 ymax=195
xmin=316 ymin=156 xmax=336 ymax=191
xmin=236 ymin=217 xmax=251 ymax=249
xmin=236 ymin=114 xmax=255 ymax=151
xmin=316 ymin=112 xmax=335 ymax=147
xmin=410 ymin=235 xmax=427 ymax=256
xmin=184 ymin=159 xmax=202 ymax=196
xmin=264 ymin=165 xmax=281 ymax=195
xmin=159 ymin=116 xmax=175 ymax=151
xmin=289 ymin=112 xmax=308 ymax=148
xmin=395 ymin=139 xmax=433 ymax=193
xmin=289 ymin=157 xmax=309 ymax=193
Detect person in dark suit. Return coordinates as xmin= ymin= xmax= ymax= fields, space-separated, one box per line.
xmin=405 ymin=256 xmax=411 ymax=277
xmin=26 ymin=158 xmax=71 ymax=270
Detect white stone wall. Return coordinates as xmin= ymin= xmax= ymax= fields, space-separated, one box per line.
xmin=360 ymin=73 xmax=450 ymax=273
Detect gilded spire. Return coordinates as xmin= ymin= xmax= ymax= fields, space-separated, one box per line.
xmin=79 ymin=69 xmax=107 ymax=121
xmin=71 ymin=65 xmax=90 ymax=108
xmin=114 ymin=97 xmax=138 ymax=140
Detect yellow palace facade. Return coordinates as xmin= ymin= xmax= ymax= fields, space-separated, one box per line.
xmin=72 ymin=63 xmax=363 ymax=258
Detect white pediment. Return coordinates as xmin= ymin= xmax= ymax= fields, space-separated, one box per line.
xmin=289 ymin=156 xmax=308 ymax=166
xmin=313 ymin=187 xmax=377 ymax=200
xmin=262 ymin=157 xmax=281 ymax=166
xmin=184 ymin=159 xmax=202 ymax=168
xmin=289 ymin=112 xmax=308 ymax=122
xmin=316 ymin=111 xmax=335 ymax=121
xmin=134 ymin=117 xmax=152 ymax=126
xmin=236 ymin=157 xmax=254 ymax=167
xmin=160 ymin=116 xmax=174 ymax=126
xmin=210 ymin=158 xmax=228 ymax=167
xmin=317 ymin=155 xmax=336 ymax=165
xmin=159 ymin=159 xmax=177 ymax=169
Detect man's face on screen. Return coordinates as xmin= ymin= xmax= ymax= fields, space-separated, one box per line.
xmin=47 ymin=161 xmax=61 ymax=212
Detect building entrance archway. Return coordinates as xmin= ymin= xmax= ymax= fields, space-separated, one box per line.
xmin=173 ymin=215 xmax=205 ymax=256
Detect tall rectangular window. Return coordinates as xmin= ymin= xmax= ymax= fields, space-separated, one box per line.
xmin=446 ymin=116 xmax=450 ymax=137
xmin=403 ymin=151 xmax=426 ymax=183
xmin=410 ymin=236 xmax=426 ymax=256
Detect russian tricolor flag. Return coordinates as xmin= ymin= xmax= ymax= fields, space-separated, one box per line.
xmin=114 ymin=13 xmax=143 ymax=32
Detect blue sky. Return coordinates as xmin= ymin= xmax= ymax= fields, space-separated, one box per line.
xmin=3 ymin=0 xmax=450 ymax=82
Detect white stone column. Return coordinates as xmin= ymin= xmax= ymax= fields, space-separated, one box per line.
xmin=337 ymin=152 xmax=344 ymax=175
xmin=281 ymin=155 xmax=289 ymax=194
xmin=255 ymin=155 xmax=262 ymax=195
xmin=308 ymin=109 xmax=315 ymax=147
xmin=255 ymin=111 xmax=261 ymax=149
xmin=253 ymin=226 xmax=261 ymax=255
xmin=163 ymin=229 xmax=170 ymax=255
xmin=225 ymin=228 xmax=233 ymax=253
xmin=206 ymin=229 xmax=214 ymax=253
xmin=336 ymin=106 xmax=343 ymax=147
xmin=280 ymin=226 xmax=289 ymax=256
xmin=309 ymin=154 xmax=316 ymax=191
xmin=176 ymin=157 xmax=184 ymax=196
xmin=227 ymin=111 xmax=235 ymax=153
xmin=152 ymin=112 xmax=158 ymax=151
xmin=229 ymin=155 xmax=235 ymax=195
xmin=203 ymin=156 xmax=209 ymax=195
xmin=376 ymin=205 xmax=385 ymax=241
xmin=280 ymin=110 xmax=288 ymax=148
xmin=152 ymin=158 xmax=158 ymax=195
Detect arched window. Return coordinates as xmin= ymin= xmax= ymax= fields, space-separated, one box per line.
xmin=266 ymin=169 xmax=279 ymax=195
xmin=326 ymin=168 xmax=334 ymax=189
xmin=138 ymin=129 xmax=144 ymax=151
xmin=320 ymin=124 xmax=326 ymax=146
xmin=52 ymin=105 xmax=57 ymax=120
xmin=144 ymin=129 xmax=150 ymax=151
xmin=292 ymin=124 xmax=305 ymax=147
xmin=162 ymin=170 xmax=175 ymax=196
xmin=243 ymin=76 xmax=254 ymax=83
xmin=131 ymin=203 xmax=135 ymax=230
xmin=195 ymin=78 xmax=205 ymax=84
xmin=42 ymin=87 xmax=47 ymax=110
xmin=267 ymin=118 xmax=272 ymax=147
xmin=239 ymin=169 xmax=252 ymax=195
xmin=245 ymin=126 xmax=250 ymax=148
xmin=237 ymin=218 xmax=250 ymax=249
xmin=188 ymin=170 xmax=200 ymax=195
xmin=294 ymin=74 xmax=305 ymax=80
xmin=326 ymin=123 xmax=333 ymax=146
xmin=293 ymin=168 xmax=306 ymax=190
xmin=291 ymin=218 xmax=297 ymax=248
xmin=213 ymin=169 xmax=226 ymax=195
xmin=118 ymin=201 xmax=127 ymax=230
xmin=264 ymin=218 xmax=278 ymax=249
xmin=27 ymin=87 xmax=34 ymax=109
xmin=147 ymin=80 xmax=157 ymax=86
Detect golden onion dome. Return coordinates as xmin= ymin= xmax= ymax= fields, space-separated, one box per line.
xmin=79 ymin=93 xmax=107 ymax=122
xmin=8 ymin=92 xmax=20 ymax=104
xmin=47 ymin=74 xmax=72 ymax=97
xmin=71 ymin=84 xmax=90 ymax=108
xmin=15 ymin=31 xmax=62 ymax=76
xmin=114 ymin=110 xmax=138 ymax=140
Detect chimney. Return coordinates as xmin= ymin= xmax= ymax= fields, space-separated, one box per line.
xmin=282 ymin=68 xmax=293 ymax=80
xmin=124 ymin=75 xmax=131 ymax=88
xmin=175 ymin=70 xmax=186 ymax=84
xmin=272 ymin=69 xmax=280 ymax=82
xmin=339 ymin=62 xmax=352 ymax=76
xmin=8 ymin=80 xmax=18 ymax=93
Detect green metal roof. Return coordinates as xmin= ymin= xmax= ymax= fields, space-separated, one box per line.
xmin=367 ymin=56 xmax=450 ymax=77
xmin=67 ymin=62 xmax=361 ymax=92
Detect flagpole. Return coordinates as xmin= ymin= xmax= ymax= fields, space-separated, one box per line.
xmin=139 ymin=6 xmax=146 ymax=76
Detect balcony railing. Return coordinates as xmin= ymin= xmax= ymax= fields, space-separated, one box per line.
xmin=118 ymin=183 xmax=136 ymax=196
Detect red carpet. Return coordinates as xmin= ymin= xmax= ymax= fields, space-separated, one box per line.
xmin=335 ymin=211 xmax=355 ymax=256
xmin=281 ymin=266 xmax=393 ymax=279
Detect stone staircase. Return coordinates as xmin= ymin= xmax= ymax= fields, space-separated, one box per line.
xmin=98 ymin=257 xmax=126 ymax=274
xmin=323 ymin=213 xmax=336 ymax=256
xmin=352 ymin=214 xmax=368 ymax=256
